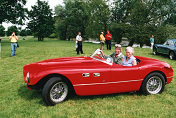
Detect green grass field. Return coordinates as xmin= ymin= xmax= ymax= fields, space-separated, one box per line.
xmin=0 ymin=37 xmax=176 ymax=118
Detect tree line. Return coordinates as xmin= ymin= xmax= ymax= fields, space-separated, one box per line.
xmin=1 ymin=0 xmax=176 ymax=46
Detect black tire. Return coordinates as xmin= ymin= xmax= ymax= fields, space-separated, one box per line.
xmin=169 ymin=51 xmax=175 ymax=60
xmin=153 ymin=47 xmax=158 ymax=55
xmin=140 ymin=72 xmax=165 ymax=95
xmin=42 ymin=77 xmax=69 ymax=106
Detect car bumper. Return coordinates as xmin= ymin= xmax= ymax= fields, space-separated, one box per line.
xmin=166 ymin=76 xmax=174 ymax=84
xmin=25 ymin=83 xmax=32 ymax=91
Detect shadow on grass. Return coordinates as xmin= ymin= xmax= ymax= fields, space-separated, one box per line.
xmin=18 ymin=85 xmax=142 ymax=105
xmin=149 ymin=52 xmax=171 ymax=59
xmin=69 ymin=91 xmax=141 ymax=101
xmin=18 ymin=85 xmax=45 ymax=105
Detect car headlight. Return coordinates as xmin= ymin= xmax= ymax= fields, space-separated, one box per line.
xmin=26 ymin=72 xmax=30 ymax=83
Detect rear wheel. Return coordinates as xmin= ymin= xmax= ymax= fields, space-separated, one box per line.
xmin=169 ymin=51 xmax=175 ymax=60
xmin=153 ymin=47 xmax=158 ymax=55
xmin=42 ymin=77 xmax=69 ymax=106
xmin=141 ymin=72 xmax=165 ymax=95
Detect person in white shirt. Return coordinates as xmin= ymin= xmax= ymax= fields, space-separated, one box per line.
xmin=76 ymin=32 xmax=83 ymax=54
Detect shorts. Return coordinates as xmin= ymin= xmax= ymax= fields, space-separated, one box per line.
xmin=100 ymin=41 xmax=105 ymax=44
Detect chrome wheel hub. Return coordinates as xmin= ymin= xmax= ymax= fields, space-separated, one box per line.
xmin=153 ymin=49 xmax=157 ymax=55
xmin=50 ymin=82 xmax=68 ymax=103
xmin=146 ymin=76 xmax=162 ymax=94
xmin=169 ymin=52 xmax=174 ymax=59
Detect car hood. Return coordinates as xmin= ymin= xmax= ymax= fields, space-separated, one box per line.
xmin=32 ymin=56 xmax=99 ymax=67
xmin=154 ymin=44 xmax=163 ymax=46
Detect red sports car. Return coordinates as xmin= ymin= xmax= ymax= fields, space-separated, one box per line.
xmin=23 ymin=49 xmax=174 ymax=106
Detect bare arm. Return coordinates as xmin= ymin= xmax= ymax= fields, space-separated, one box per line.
xmin=121 ymin=58 xmax=123 ymax=65
xmin=132 ymin=59 xmax=137 ymax=66
xmin=16 ymin=36 xmax=18 ymax=40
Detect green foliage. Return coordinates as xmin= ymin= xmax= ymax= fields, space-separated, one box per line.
xmin=154 ymin=26 xmax=168 ymax=44
xmin=55 ymin=0 xmax=89 ymax=40
xmin=28 ymin=0 xmax=55 ymax=41
xmin=111 ymin=0 xmax=133 ymax=23
xmin=55 ymin=0 xmax=110 ymax=40
xmin=164 ymin=0 xmax=176 ymax=25
xmin=0 ymin=25 xmax=5 ymax=36
xmin=0 ymin=37 xmax=176 ymax=117
xmin=0 ymin=0 xmax=27 ymax=24
xmin=110 ymin=0 xmax=172 ymax=47
xmin=110 ymin=23 xmax=125 ymax=43
xmin=166 ymin=25 xmax=176 ymax=39
xmin=6 ymin=26 xmax=19 ymax=36
xmin=19 ymin=29 xmax=27 ymax=36
xmin=49 ymin=33 xmax=57 ymax=38
xmin=85 ymin=0 xmax=110 ymax=38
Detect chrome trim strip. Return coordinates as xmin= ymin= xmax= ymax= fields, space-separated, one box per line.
xmin=73 ymin=79 xmax=143 ymax=87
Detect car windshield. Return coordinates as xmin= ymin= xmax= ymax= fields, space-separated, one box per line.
xmin=174 ymin=41 xmax=176 ymax=46
xmin=90 ymin=49 xmax=113 ymax=65
xmin=164 ymin=40 xmax=174 ymax=46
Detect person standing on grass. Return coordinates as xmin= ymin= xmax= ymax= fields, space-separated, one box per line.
xmin=9 ymin=32 xmax=18 ymax=57
xmin=76 ymin=32 xmax=83 ymax=55
xmin=100 ymin=32 xmax=105 ymax=50
xmin=105 ymin=31 xmax=112 ymax=50
xmin=150 ymin=35 xmax=154 ymax=49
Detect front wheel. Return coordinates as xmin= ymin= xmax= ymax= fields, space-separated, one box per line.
xmin=169 ymin=51 xmax=175 ymax=60
xmin=140 ymin=72 xmax=165 ymax=95
xmin=42 ymin=77 xmax=69 ymax=106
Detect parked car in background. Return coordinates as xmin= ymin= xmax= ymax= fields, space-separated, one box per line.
xmin=153 ymin=39 xmax=176 ymax=60
xmin=23 ymin=49 xmax=174 ymax=106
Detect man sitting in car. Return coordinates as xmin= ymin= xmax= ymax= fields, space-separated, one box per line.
xmin=101 ymin=44 xmax=124 ymax=64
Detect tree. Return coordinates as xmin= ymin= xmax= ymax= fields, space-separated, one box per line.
xmin=110 ymin=23 xmax=125 ymax=43
xmin=54 ymin=5 xmax=68 ymax=40
xmin=164 ymin=1 xmax=176 ymax=25
xmin=85 ymin=0 xmax=110 ymax=38
xmin=19 ymin=29 xmax=27 ymax=36
xmin=6 ymin=26 xmax=19 ymax=36
xmin=55 ymin=0 xmax=89 ymax=40
xmin=0 ymin=25 xmax=5 ymax=36
xmin=165 ymin=25 xmax=176 ymax=39
xmin=55 ymin=0 xmax=110 ymax=40
xmin=111 ymin=0 xmax=172 ymax=46
xmin=28 ymin=0 xmax=55 ymax=41
xmin=0 ymin=0 xmax=27 ymax=24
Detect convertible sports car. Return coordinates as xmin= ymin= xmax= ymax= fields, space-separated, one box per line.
xmin=153 ymin=39 xmax=176 ymax=59
xmin=23 ymin=49 xmax=174 ymax=106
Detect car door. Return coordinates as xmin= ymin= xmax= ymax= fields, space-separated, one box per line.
xmin=163 ymin=40 xmax=173 ymax=54
xmin=159 ymin=40 xmax=174 ymax=54
xmin=72 ymin=61 xmax=112 ymax=96
xmin=104 ymin=63 xmax=143 ymax=93
xmin=157 ymin=41 xmax=168 ymax=54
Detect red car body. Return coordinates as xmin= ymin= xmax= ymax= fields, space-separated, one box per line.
xmin=23 ymin=56 xmax=173 ymax=96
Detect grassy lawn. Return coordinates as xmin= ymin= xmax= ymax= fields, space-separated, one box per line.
xmin=0 ymin=36 xmax=176 ymax=118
